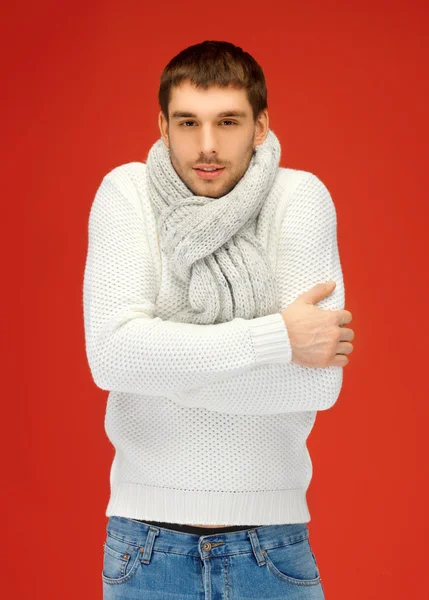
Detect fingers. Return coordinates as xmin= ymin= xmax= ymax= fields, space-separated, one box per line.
xmin=338 ymin=310 xmax=352 ymax=325
xmin=339 ymin=327 xmax=355 ymax=341
xmin=328 ymin=354 xmax=349 ymax=367
xmin=336 ymin=341 xmax=354 ymax=355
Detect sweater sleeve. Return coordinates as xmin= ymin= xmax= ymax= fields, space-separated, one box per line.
xmin=170 ymin=172 xmax=345 ymax=414
xmin=82 ymin=174 xmax=293 ymax=399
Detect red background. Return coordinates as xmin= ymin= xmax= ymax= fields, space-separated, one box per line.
xmin=3 ymin=1 xmax=428 ymax=598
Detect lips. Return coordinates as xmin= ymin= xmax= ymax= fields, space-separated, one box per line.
xmin=194 ymin=166 xmax=224 ymax=170
xmin=194 ymin=167 xmax=225 ymax=180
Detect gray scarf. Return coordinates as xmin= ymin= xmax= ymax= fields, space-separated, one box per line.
xmin=145 ymin=128 xmax=281 ymax=324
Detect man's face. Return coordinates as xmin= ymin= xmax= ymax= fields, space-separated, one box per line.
xmin=158 ymin=80 xmax=268 ymax=198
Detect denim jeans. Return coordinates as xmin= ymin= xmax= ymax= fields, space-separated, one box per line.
xmin=102 ymin=515 xmax=326 ymax=599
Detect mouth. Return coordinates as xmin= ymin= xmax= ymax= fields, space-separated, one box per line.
xmin=194 ymin=167 xmax=225 ymax=180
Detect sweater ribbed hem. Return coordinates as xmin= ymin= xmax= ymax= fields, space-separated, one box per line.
xmin=105 ymin=483 xmax=310 ymax=525
xmin=247 ymin=312 xmax=293 ymax=365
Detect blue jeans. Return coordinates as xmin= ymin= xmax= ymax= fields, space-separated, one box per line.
xmin=102 ymin=516 xmax=325 ymax=598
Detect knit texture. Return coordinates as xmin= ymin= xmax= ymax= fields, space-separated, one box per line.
xmin=145 ymin=129 xmax=281 ymax=324
xmin=82 ymin=161 xmax=345 ymax=525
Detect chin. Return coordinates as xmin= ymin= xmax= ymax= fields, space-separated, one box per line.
xmin=200 ymin=185 xmax=228 ymax=199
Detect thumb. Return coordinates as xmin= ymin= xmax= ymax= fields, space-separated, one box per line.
xmin=300 ymin=281 xmax=336 ymax=305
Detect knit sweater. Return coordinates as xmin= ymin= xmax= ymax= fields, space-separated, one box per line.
xmin=82 ymin=161 xmax=345 ymax=525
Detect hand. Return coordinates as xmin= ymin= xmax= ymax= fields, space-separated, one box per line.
xmin=281 ymin=281 xmax=354 ymax=368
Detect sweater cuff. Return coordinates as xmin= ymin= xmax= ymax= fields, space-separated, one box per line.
xmin=247 ymin=312 xmax=293 ymax=365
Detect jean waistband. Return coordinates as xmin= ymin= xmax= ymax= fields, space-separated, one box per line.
xmin=106 ymin=515 xmax=309 ymax=562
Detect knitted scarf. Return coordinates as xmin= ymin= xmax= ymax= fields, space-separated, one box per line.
xmin=145 ymin=128 xmax=282 ymax=325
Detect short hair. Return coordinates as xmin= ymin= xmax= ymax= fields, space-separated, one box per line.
xmin=158 ymin=40 xmax=268 ymax=123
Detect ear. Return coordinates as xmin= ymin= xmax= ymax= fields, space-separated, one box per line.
xmin=253 ymin=109 xmax=269 ymax=148
xmin=158 ymin=110 xmax=170 ymax=148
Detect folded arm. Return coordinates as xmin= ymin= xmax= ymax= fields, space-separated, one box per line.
xmin=83 ymin=174 xmax=293 ymax=400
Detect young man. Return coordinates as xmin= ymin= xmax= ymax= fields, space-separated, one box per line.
xmin=83 ymin=40 xmax=353 ymax=598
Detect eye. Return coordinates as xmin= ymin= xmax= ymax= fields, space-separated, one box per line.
xmin=179 ymin=120 xmax=238 ymax=127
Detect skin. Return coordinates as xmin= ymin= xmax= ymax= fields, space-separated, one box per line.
xmin=158 ymin=80 xmax=268 ymax=527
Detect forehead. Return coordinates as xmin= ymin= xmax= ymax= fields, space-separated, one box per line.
xmin=169 ymin=81 xmax=251 ymax=117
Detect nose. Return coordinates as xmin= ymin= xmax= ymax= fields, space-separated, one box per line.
xmin=198 ymin=124 xmax=219 ymax=157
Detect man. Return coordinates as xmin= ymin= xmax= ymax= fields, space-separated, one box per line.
xmin=84 ymin=39 xmax=354 ymax=598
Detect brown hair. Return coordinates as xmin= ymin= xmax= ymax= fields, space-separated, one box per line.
xmin=158 ymin=40 xmax=268 ymax=123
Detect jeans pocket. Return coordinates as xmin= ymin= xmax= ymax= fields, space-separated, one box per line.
xmin=262 ymin=536 xmax=321 ymax=586
xmin=102 ymin=531 xmax=143 ymax=585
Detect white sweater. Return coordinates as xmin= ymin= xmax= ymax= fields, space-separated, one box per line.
xmin=83 ymin=161 xmax=345 ymax=525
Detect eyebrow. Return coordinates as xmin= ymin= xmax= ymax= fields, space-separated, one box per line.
xmin=171 ymin=110 xmax=248 ymax=119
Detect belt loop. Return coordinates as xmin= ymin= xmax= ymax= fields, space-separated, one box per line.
xmin=247 ymin=529 xmax=266 ymax=566
xmin=141 ymin=526 xmax=160 ymax=564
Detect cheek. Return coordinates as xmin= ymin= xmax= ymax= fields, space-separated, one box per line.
xmin=170 ymin=153 xmax=189 ymax=175
xmin=231 ymin=157 xmax=250 ymax=180
xmin=168 ymin=141 xmax=191 ymax=168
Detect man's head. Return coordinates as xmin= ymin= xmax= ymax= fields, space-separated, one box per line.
xmin=157 ymin=40 xmax=269 ymax=198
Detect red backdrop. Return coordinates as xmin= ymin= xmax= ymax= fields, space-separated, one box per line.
xmin=3 ymin=1 xmax=428 ymax=598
